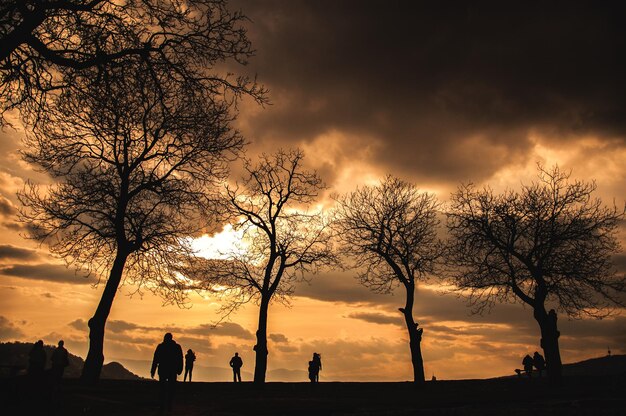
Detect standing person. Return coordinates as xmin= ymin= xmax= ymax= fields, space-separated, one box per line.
xmin=150 ymin=333 xmax=183 ymax=412
xmin=312 ymin=353 xmax=322 ymax=382
xmin=307 ymin=360 xmax=317 ymax=383
xmin=27 ymin=340 xmax=46 ymax=378
xmin=522 ymin=354 xmax=534 ymax=378
xmin=533 ymin=351 xmax=546 ymax=377
xmin=184 ymin=349 xmax=196 ymax=382
xmin=229 ymin=352 xmax=243 ymax=382
xmin=50 ymin=340 xmax=70 ymax=381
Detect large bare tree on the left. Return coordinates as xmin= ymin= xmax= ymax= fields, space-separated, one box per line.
xmin=13 ymin=0 xmax=266 ymax=384
xmin=0 ymin=0 xmax=265 ymax=125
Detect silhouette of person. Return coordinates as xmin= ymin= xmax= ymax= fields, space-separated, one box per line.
xmin=312 ymin=352 xmax=322 ymax=382
xmin=533 ymin=351 xmax=546 ymax=377
xmin=522 ymin=354 xmax=534 ymax=378
xmin=184 ymin=349 xmax=196 ymax=382
xmin=229 ymin=352 xmax=243 ymax=382
xmin=50 ymin=340 xmax=69 ymax=381
xmin=151 ymin=333 xmax=183 ymax=411
xmin=308 ymin=360 xmax=316 ymax=382
xmin=27 ymin=340 xmax=46 ymax=378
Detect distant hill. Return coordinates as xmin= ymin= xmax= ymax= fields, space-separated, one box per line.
xmin=500 ymin=354 xmax=626 ymax=379
xmin=561 ymin=354 xmax=626 ymax=376
xmin=0 ymin=341 xmax=141 ymax=380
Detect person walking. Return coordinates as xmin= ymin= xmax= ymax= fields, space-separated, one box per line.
xmin=229 ymin=352 xmax=243 ymax=382
xmin=184 ymin=349 xmax=196 ymax=382
xmin=151 ymin=333 xmax=183 ymax=412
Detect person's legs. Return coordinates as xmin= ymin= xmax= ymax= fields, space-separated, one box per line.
xmin=235 ymin=368 xmax=241 ymax=382
xmin=189 ymin=366 xmax=193 ymax=382
xmin=167 ymin=375 xmax=177 ymax=410
xmin=158 ymin=374 xmax=167 ymax=410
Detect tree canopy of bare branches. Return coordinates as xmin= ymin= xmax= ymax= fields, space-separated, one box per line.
xmin=196 ymin=149 xmax=335 ymax=384
xmin=18 ymin=57 xmax=245 ymax=382
xmin=0 ymin=0 xmax=266 ymax=125
xmin=333 ymin=175 xmax=444 ymax=383
xmin=446 ymin=165 xmax=625 ymax=380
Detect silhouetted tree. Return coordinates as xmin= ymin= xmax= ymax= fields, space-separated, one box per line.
xmin=446 ymin=165 xmax=625 ymax=381
xmin=333 ymin=176 xmax=444 ymax=383
xmin=197 ymin=149 xmax=335 ymax=384
xmin=18 ymin=59 xmax=245 ymax=383
xmin=0 ymin=0 xmax=266 ymax=124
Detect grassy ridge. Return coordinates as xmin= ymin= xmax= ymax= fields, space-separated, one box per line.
xmin=1 ymin=375 xmax=625 ymax=415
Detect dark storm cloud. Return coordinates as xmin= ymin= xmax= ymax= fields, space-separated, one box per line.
xmin=346 ymin=312 xmax=402 ymax=326
xmin=0 ymin=245 xmax=39 ymax=261
xmin=295 ymin=270 xmax=397 ymax=305
xmin=0 ymin=263 xmax=93 ymax=284
xmin=68 ymin=318 xmax=254 ymax=340
xmin=235 ymin=0 xmax=626 ymax=183
xmin=295 ymin=270 xmax=536 ymax=329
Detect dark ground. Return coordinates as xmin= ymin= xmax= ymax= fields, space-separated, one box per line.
xmin=1 ymin=375 xmax=625 ymax=416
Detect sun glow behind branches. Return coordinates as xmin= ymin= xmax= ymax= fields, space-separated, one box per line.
xmin=192 ymin=224 xmax=247 ymax=260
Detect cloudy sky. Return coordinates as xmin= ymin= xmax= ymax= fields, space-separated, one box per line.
xmin=1 ymin=0 xmax=625 ymax=381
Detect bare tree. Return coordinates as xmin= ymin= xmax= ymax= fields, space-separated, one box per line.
xmin=333 ymin=176 xmax=444 ymax=383
xmin=446 ymin=165 xmax=625 ymax=380
xmin=0 ymin=0 xmax=266 ymax=124
xmin=195 ymin=149 xmax=335 ymax=384
xmin=18 ymin=58 xmax=245 ymax=383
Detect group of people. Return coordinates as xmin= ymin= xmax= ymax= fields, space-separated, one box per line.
xmin=27 ymin=339 xmax=70 ymax=382
xmin=150 ymin=333 xmax=246 ymax=411
xmin=519 ymin=351 xmax=546 ymax=378
xmin=152 ymin=334 xmax=321 ymax=387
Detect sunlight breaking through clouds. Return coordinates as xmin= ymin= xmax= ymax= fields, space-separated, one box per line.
xmin=192 ymin=224 xmax=247 ymax=260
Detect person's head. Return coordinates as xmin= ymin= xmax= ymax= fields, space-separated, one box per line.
xmin=534 ymin=351 xmax=539 ymax=355
xmin=58 ymin=340 xmax=64 ymax=347
xmin=187 ymin=349 xmax=192 ymax=354
xmin=36 ymin=340 xmax=43 ymax=347
xmin=164 ymin=333 xmax=173 ymax=342
xmin=235 ymin=352 xmax=239 ymax=357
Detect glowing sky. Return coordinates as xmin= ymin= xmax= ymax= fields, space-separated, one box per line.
xmin=1 ymin=1 xmax=625 ymax=381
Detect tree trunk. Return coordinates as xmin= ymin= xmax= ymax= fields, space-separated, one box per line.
xmin=253 ymin=296 xmax=270 ymax=384
xmin=81 ymin=249 xmax=129 ymax=383
xmin=401 ymin=283 xmax=425 ymax=383
xmin=534 ymin=306 xmax=562 ymax=381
